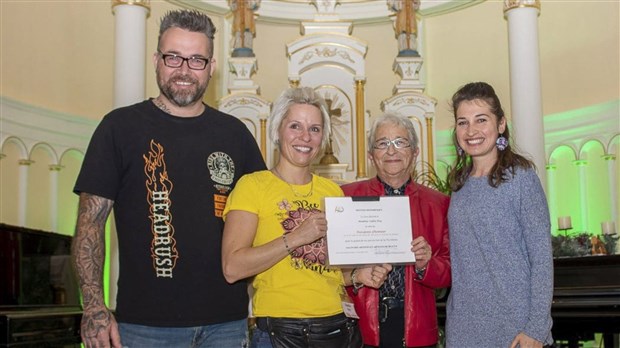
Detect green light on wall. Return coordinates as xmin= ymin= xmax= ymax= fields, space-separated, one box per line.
xmin=104 ymin=221 xmax=111 ymax=307
xmin=549 ymin=139 xmax=616 ymax=237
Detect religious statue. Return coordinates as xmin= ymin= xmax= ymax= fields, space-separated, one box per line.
xmin=591 ymin=235 xmax=608 ymax=255
xmin=387 ymin=0 xmax=421 ymax=56
xmin=229 ymin=0 xmax=260 ymax=57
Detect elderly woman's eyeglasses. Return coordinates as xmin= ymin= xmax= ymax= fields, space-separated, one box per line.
xmin=159 ymin=51 xmax=211 ymax=70
xmin=373 ymin=137 xmax=411 ymax=150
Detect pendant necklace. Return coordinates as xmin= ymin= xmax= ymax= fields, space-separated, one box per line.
xmin=272 ymin=167 xmax=314 ymax=198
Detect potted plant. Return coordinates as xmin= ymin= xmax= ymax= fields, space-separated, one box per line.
xmin=412 ymin=161 xmax=452 ymax=195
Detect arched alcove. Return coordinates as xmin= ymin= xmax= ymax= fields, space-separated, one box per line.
xmin=548 ymin=145 xmax=580 ymax=234
xmin=603 ymin=134 xmax=619 ymax=232
xmin=0 ymin=142 xmax=22 ymax=225
xmin=25 ymin=144 xmax=55 ymax=230
xmin=57 ymin=149 xmax=84 ymax=236
xmin=580 ymin=140 xmax=609 ymax=234
xmin=1 ymin=136 xmax=29 ymax=159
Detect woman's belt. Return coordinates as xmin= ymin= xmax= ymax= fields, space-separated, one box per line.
xmin=255 ymin=313 xmax=345 ymax=331
xmin=379 ymin=297 xmax=404 ymax=323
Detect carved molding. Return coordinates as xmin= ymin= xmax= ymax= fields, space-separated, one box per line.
xmin=218 ymin=93 xmax=272 ymax=165
xmin=299 ymin=47 xmax=356 ymax=65
xmin=169 ymin=0 xmax=483 ymax=24
xmin=111 ymin=0 xmax=151 ymax=11
xmin=228 ymin=57 xmax=259 ymax=93
xmin=0 ymin=96 xmax=97 ymax=163
xmin=503 ymin=0 xmax=540 ymax=14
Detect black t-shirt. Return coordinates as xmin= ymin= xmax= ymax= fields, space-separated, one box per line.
xmin=74 ymin=100 xmax=266 ymax=326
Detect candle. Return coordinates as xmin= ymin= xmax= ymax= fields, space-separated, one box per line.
xmin=601 ymin=221 xmax=616 ymax=235
xmin=558 ymin=216 xmax=572 ymax=230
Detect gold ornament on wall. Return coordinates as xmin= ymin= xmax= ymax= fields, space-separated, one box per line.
xmin=316 ymin=88 xmax=352 ymax=167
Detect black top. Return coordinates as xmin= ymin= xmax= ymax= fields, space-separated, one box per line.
xmin=74 ymin=100 xmax=266 ymax=326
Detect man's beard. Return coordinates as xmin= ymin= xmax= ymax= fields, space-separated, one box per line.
xmin=156 ymin=68 xmax=208 ymax=107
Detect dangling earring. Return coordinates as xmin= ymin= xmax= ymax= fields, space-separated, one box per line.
xmin=496 ymin=134 xmax=508 ymax=151
xmin=456 ymin=145 xmax=464 ymax=156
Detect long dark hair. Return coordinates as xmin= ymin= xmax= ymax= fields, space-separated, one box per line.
xmin=447 ymin=82 xmax=534 ymax=191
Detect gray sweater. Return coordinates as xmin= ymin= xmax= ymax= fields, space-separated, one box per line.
xmin=446 ymin=167 xmax=554 ymax=347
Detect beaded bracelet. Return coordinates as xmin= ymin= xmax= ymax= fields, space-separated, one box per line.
xmin=282 ymin=234 xmax=292 ymax=254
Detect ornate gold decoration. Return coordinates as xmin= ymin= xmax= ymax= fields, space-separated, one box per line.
xmin=318 ymin=91 xmax=352 ymax=165
xmin=319 ymin=95 xmax=342 ymax=165
xmin=18 ymin=159 xmax=34 ymax=166
xmin=220 ymin=97 xmax=264 ymax=109
xmin=111 ymin=0 xmax=151 ymax=12
xmin=49 ymin=164 xmax=64 ymax=171
xmin=503 ymin=0 xmax=540 ymax=14
xmin=389 ymin=96 xmax=434 ymax=108
xmin=355 ymin=79 xmax=366 ymax=179
xmin=315 ymin=86 xmax=352 ymax=169
xmin=299 ymin=47 xmax=355 ymax=65
xmin=319 ymin=140 xmax=339 ymax=165
xmin=425 ymin=114 xmax=434 ymax=165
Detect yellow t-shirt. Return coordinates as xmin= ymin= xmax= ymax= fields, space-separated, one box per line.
xmin=223 ymin=170 xmax=345 ymax=318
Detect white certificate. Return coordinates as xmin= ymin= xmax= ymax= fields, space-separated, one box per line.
xmin=324 ymin=196 xmax=415 ymax=266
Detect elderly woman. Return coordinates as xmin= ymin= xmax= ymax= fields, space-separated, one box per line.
xmin=342 ymin=112 xmax=451 ymax=348
xmin=222 ymin=87 xmax=390 ymax=348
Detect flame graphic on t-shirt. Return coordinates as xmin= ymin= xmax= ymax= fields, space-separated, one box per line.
xmin=144 ymin=140 xmax=179 ymax=278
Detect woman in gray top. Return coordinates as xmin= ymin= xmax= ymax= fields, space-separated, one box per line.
xmin=445 ymin=82 xmax=553 ymax=348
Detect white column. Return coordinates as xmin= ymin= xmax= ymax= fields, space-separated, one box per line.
xmin=604 ymin=154 xmax=618 ymax=225
xmin=575 ymin=160 xmax=589 ymax=231
xmin=545 ymin=164 xmax=557 ymax=231
xmin=112 ymin=0 xmax=150 ymax=108
xmin=49 ymin=165 xmax=62 ymax=232
xmin=109 ymin=0 xmax=150 ymax=310
xmin=17 ymin=159 xmax=34 ymax=226
xmin=504 ymin=0 xmax=547 ymax=190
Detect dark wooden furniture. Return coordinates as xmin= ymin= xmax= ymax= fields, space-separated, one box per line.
xmin=436 ymin=255 xmax=620 ymax=347
xmin=0 ymin=307 xmax=81 ymax=348
xmin=552 ymin=255 xmax=620 ymax=347
xmin=0 ymin=224 xmax=82 ymax=347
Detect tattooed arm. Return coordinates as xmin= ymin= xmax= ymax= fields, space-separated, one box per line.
xmin=72 ymin=192 xmax=121 ymax=348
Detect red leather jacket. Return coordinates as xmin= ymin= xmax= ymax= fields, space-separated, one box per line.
xmin=342 ymin=177 xmax=451 ymax=347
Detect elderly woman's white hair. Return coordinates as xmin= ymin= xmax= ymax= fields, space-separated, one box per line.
xmin=367 ymin=112 xmax=419 ymax=152
xmin=268 ymin=87 xmax=331 ymax=149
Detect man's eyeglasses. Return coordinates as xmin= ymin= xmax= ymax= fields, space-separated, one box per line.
xmin=373 ymin=137 xmax=411 ymax=150
xmin=159 ymin=52 xmax=211 ymax=70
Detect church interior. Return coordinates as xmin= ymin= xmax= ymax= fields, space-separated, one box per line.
xmin=1 ymin=0 xmax=619 ymax=346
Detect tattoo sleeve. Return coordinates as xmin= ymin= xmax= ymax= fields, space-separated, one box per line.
xmin=72 ymin=193 xmax=114 ymax=337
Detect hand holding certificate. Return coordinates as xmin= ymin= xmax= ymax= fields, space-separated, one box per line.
xmin=324 ymin=196 xmax=415 ymax=266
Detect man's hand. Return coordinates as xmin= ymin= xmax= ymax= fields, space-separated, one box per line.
xmin=80 ymin=305 xmax=121 ymax=348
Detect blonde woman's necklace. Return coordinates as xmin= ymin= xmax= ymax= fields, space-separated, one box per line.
xmin=272 ymin=167 xmax=314 ymax=198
